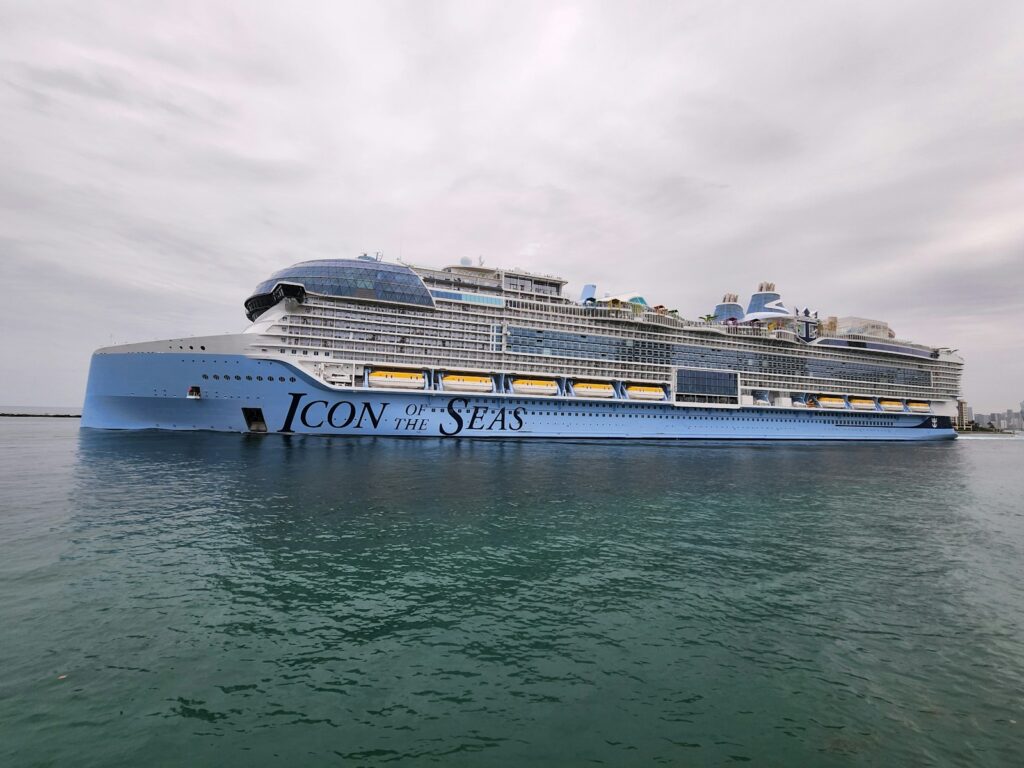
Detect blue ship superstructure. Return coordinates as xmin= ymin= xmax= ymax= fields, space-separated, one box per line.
xmin=712 ymin=293 xmax=744 ymax=324
xmin=83 ymin=256 xmax=962 ymax=440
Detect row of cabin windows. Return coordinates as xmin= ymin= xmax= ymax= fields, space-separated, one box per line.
xmin=201 ymin=373 xmax=297 ymax=383
xmin=302 ymin=297 xmax=954 ymax=375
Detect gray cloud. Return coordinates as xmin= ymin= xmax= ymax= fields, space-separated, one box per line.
xmin=1 ymin=0 xmax=1022 ymax=411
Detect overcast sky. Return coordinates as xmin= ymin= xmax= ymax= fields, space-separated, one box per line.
xmin=2 ymin=0 xmax=1022 ymax=411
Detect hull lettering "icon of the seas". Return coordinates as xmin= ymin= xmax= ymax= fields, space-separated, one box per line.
xmin=280 ymin=392 xmax=388 ymax=432
xmin=439 ymin=398 xmax=526 ymax=436
xmin=279 ymin=392 xmax=527 ymax=436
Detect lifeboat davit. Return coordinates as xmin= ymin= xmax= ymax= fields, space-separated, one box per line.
xmin=880 ymin=399 xmax=904 ymax=412
xmin=442 ymin=374 xmax=493 ymax=393
xmin=511 ymin=378 xmax=558 ymax=396
xmin=368 ymin=370 xmax=426 ymax=389
xmin=817 ymin=396 xmax=846 ymax=409
xmin=625 ymin=385 xmax=665 ymax=401
xmin=574 ymin=382 xmax=615 ymax=398
xmin=907 ymin=401 xmax=931 ymax=413
xmin=849 ymin=398 xmax=876 ymax=410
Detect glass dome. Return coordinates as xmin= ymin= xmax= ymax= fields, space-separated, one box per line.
xmin=245 ymin=258 xmax=434 ymax=320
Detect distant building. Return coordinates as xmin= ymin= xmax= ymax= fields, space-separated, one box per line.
xmin=956 ymin=399 xmax=972 ymax=430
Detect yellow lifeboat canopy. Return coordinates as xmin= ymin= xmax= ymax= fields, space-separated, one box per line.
xmin=511 ymin=378 xmax=558 ymax=396
xmin=907 ymin=400 xmax=931 ymax=412
xmin=442 ymin=374 xmax=493 ymax=393
xmin=625 ymin=385 xmax=665 ymax=401
xmin=817 ymin=396 xmax=846 ymax=409
xmin=880 ymin=399 xmax=904 ymax=412
xmin=368 ymin=370 xmax=426 ymax=389
xmin=574 ymin=382 xmax=615 ymax=398
xmin=849 ymin=398 xmax=876 ymax=410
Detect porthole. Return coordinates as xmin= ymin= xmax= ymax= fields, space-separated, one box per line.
xmin=213 ymin=374 xmax=220 ymax=380
xmin=246 ymin=375 xmax=252 ymax=381
xmin=200 ymin=345 xmax=206 ymax=350
xmin=257 ymin=376 xmax=263 ymax=381
xmin=278 ymin=377 xmax=285 ymax=382
xmin=202 ymin=374 xmax=209 ymax=380
xmin=234 ymin=375 xmax=241 ymax=380
xmin=289 ymin=377 xmax=296 ymax=382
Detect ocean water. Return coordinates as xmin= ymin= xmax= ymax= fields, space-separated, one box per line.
xmin=1 ymin=420 xmax=1022 ymax=767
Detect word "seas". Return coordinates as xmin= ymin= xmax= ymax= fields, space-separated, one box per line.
xmin=279 ymin=393 xmax=527 ymax=436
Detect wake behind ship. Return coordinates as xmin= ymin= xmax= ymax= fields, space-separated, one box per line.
xmin=82 ymin=255 xmax=961 ymax=440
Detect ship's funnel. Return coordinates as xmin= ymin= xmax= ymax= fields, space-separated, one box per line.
xmin=712 ymin=292 xmax=744 ymax=323
xmin=744 ymin=282 xmax=789 ymax=322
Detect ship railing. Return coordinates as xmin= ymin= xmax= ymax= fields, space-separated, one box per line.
xmin=815 ymin=330 xmax=932 ymax=350
xmin=413 ymin=266 xmax=502 ymax=290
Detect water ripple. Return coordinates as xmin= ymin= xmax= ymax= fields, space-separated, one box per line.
xmin=1 ymin=423 xmax=1023 ymax=766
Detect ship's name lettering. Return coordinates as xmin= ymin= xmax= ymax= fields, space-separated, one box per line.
xmin=279 ymin=393 xmax=527 ymax=436
xmin=440 ymin=398 xmax=526 ymax=437
xmin=280 ymin=392 xmax=389 ymax=432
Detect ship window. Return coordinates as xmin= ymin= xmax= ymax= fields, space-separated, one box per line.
xmin=200 ymin=345 xmax=206 ymax=350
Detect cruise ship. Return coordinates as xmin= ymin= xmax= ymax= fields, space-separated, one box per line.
xmin=82 ymin=255 xmax=962 ymax=440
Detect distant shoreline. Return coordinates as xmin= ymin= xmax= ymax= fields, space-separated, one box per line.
xmin=0 ymin=413 xmax=81 ymax=418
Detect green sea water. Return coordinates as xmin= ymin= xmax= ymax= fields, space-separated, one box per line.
xmin=1 ymin=419 xmax=1022 ymax=766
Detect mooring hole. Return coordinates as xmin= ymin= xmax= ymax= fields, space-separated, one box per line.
xmin=241 ymin=407 xmax=268 ymax=433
